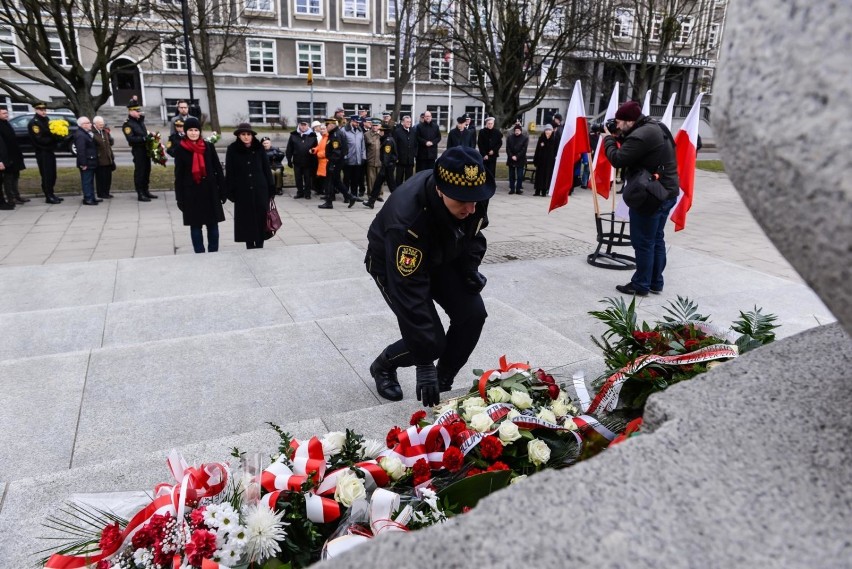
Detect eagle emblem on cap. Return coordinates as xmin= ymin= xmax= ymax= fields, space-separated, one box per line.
xmin=464 ymin=164 xmax=480 ymax=182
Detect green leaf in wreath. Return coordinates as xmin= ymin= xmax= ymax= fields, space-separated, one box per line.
xmin=436 ymin=470 xmax=512 ymax=514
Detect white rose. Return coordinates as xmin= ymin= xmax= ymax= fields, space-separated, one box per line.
xmin=549 ymin=398 xmax=569 ymax=418
xmin=510 ymin=474 xmax=528 ymax=485
xmin=486 ymin=386 xmax=510 ymax=404
xmin=321 ymin=431 xmax=346 ymax=457
xmin=461 ymin=396 xmax=486 ymax=412
xmin=379 ymin=456 xmax=407 ymax=481
xmin=334 ymin=470 xmax=366 ymax=507
xmin=562 ymin=417 xmax=578 ymax=431
xmin=527 ymin=439 xmax=551 ymax=466
xmin=463 ymin=405 xmax=486 ymax=422
xmin=435 ymin=401 xmax=458 ymax=416
xmin=507 ymin=409 xmax=521 ymax=419
xmin=537 ymin=408 xmax=557 ymax=425
xmin=360 ymin=438 xmax=385 ymax=459
xmin=510 ymin=390 xmax=533 ymax=410
xmin=469 ymin=412 xmax=493 ymax=433
xmin=497 ymin=420 xmax=522 ymax=443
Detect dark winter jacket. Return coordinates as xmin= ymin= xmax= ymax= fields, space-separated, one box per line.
xmin=394 ymin=125 xmax=417 ymax=166
xmin=226 ymin=137 xmax=276 ymax=243
xmin=446 ymin=126 xmax=476 ymax=149
xmin=533 ymin=132 xmax=558 ymax=193
xmin=28 ymin=114 xmax=56 ymax=152
xmin=415 ymin=120 xmax=441 ymax=161
xmin=122 ymin=115 xmax=148 ymax=148
xmin=74 ymin=129 xmax=98 ymax=170
xmin=603 ymin=115 xmax=679 ymax=199
xmin=477 ymin=127 xmax=503 ymax=160
xmin=285 ymin=128 xmax=318 ymax=167
xmin=505 ymin=132 xmax=529 ymax=166
xmin=174 ymin=140 xmax=226 ymax=227
xmin=0 ymin=118 xmax=25 ymax=172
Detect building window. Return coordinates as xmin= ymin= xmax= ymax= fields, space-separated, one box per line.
xmin=468 ymin=63 xmax=479 ymax=83
xmin=343 ymin=0 xmax=367 ymax=18
xmin=428 ymin=0 xmax=453 ymax=27
xmin=247 ymin=39 xmax=275 ymax=73
xmin=543 ymin=7 xmax=564 ymax=36
xmin=344 ymin=45 xmax=368 ymax=78
xmin=387 ymin=48 xmax=396 ymax=79
xmin=540 ymin=58 xmax=558 ymax=85
xmin=464 ymin=105 xmax=484 ymax=126
xmin=0 ymin=27 xmax=17 ymax=65
xmin=536 ymin=107 xmax=559 ymax=125
xmin=295 ymin=0 xmax=321 ymax=16
xmin=48 ymin=34 xmax=70 ymax=67
xmin=676 ymin=16 xmax=694 ymax=44
xmin=650 ymin=13 xmax=664 ymax=42
xmin=165 ymin=98 xmax=200 ymax=116
xmin=708 ymin=23 xmax=720 ymax=48
xmin=163 ymin=42 xmax=188 ymax=71
xmin=342 ymin=103 xmax=370 ymax=116
xmin=387 ymin=0 xmax=396 ymax=22
xmin=248 ymin=100 xmax=280 ymax=123
xmin=297 ymin=42 xmax=323 ymax=76
xmin=426 ymin=105 xmax=448 ymax=127
xmin=613 ymin=8 xmax=633 ymax=39
xmin=386 ymin=103 xmax=412 ymax=117
xmin=246 ymin=0 xmax=274 ymax=11
xmin=429 ymin=50 xmax=450 ymax=81
xmin=296 ymin=101 xmax=327 ymax=119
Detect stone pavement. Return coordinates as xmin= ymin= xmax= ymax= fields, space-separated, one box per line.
xmin=0 ymin=171 xmax=800 ymax=283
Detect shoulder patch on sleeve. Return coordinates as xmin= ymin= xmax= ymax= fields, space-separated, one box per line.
xmin=31 ymin=125 xmax=40 ymax=134
xmin=384 ymin=144 xmax=391 ymax=154
xmin=332 ymin=140 xmax=339 ymax=149
xmin=123 ymin=126 xmax=132 ymax=135
xmin=396 ymin=245 xmax=422 ymax=277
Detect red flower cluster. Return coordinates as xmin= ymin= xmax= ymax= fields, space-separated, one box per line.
xmin=466 ymin=467 xmax=483 ymax=477
xmin=190 ymin=506 xmax=207 ymax=528
xmin=131 ymin=513 xmax=171 ymax=550
xmin=632 ymin=331 xmax=661 ymax=343
xmin=185 ymin=529 xmax=217 ymax=566
xmin=478 ymin=436 xmax=503 ymax=461
xmin=442 ymin=446 xmax=464 ymax=472
xmin=412 ymin=458 xmax=431 ymax=486
xmin=487 ymin=461 xmax=510 ymax=472
xmin=96 ymin=561 xmax=110 ymax=569
xmin=683 ymin=339 xmax=700 ymax=350
xmin=386 ymin=426 xmax=402 ymax=448
xmin=409 ymin=410 xmax=427 ymax=425
xmin=98 ymin=522 xmax=122 ymax=553
xmin=445 ymin=421 xmax=468 ymax=446
xmin=535 ymin=369 xmax=561 ymax=399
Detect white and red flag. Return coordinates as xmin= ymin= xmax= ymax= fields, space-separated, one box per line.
xmin=640 ymin=89 xmax=653 ymax=116
xmin=591 ymin=82 xmax=619 ymax=200
xmin=670 ymin=92 xmax=704 ymax=231
xmin=548 ymin=80 xmax=590 ymax=212
xmin=661 ymin=92 xmax=677 ymax=130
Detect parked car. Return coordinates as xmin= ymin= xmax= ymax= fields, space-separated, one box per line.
xmin=9 ymin=110 xmax=78 ymax=156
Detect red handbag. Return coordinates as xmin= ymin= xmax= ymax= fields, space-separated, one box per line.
xmin=266 ymin=198 xmax=282 ymax=237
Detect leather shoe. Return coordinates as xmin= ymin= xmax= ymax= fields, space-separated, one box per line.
xmin=100 ymin=194 xmax=114 ymax=199
xmin=516 ymin=189 xmax=524 ymax=195
xmin=348 ymin=195 xmax=357 ymax=208
xmin=14 ymin=197 xmax=30 ymax=204
xmin=82 ymin=199 xmax=98 ymax=206
xmin=146 ymin=193 xmax=159 ymax=199
xmin=94 ymin=197 xmax=103 ymax=203
xmin=362 ymin=200 xmax=374 ymax=209
xmin=0 ymin=202 xmax=14 ymax=210
xmin=370 ymin=353 xmax=403 ymax=401
xmin=616 ymin=283 xmax=648 ymax=297
xmin=318 ymin=202 xmax=333 ymax=209
xmin=56 ymin=196 xmax=64 ymax=202
xmin=138 ymin=194 xmax=151 ymax=202
xmin=650 ymin=287 xmax=662 ymax=294
xmin=376 ymin=197 xmax=384 ymax=202
xmin=45 ymin=195 xmax=61 ymax=204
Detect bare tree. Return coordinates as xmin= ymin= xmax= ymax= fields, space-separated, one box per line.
xmin=152 ymin=0 xmax=250 ymax=131
xmin=607 ymin=0 xmax=723 ymax=101
xmin=429 ymin=0 xmax=608 ymax=128
xmin=386 ymin=0 xmax=436 ymax=123
xmin=0 ymin=0 xmax=158 ymax=117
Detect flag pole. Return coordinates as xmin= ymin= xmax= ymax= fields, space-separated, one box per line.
xmin=589 ymin=164 xmax=601 ymax=215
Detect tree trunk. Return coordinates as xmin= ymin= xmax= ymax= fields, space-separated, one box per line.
xmin=202 ymin=70 xmax=220 ymax=132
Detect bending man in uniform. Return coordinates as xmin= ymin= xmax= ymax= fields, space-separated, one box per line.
xmin=365 ymin=146 xmax=495 ymax=407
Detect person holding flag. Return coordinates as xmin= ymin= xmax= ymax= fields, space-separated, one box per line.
xmin=603 ymin=100 xmax=679 ymax=297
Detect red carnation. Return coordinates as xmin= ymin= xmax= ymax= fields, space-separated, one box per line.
xmin=684 ymin=339 xmax=700 ymax=350
xmin=547 ymin=383 xmax=561 ymax=400
xmin=386 ymin=426 xmax=402 ymax=448
xmin=131 ymin=525 xmax=154 ymax=550
xmin=412 ymin=458 xmax=431 ymax=485
xmin=190 ymin=506 xmax=207 ymax=529
xmin=185 ymin=529 xmax=217 ymax=566
xmin=98 ymin=522 xmax=122 ymax=553
xmin=535 ymin=369 xmax=555 ymax=384
xmin=97 ymin=561 xmax=111 ymax=569
xmin=478 ymin=436 xmax=503 ymax=461
xmin=487 ymin=461 xmax=510 ymax=472
xmin=442 ymin=446 xmax=464 ymax=472
xmin=466 ymin=467 xmax=484 ymax=477
xmin=409 ymin=410 xmax=427 ymax=425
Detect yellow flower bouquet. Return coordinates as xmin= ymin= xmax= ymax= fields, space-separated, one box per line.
xmin=48 ymin=119 xmax=70 ymax=141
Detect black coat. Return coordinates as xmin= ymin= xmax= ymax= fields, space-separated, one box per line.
xmin=393 ymin=126 xmax=417 ymax=166
xmin=477 ymin=127 xmax=503 ymax=159
xmin=0 ymin=119 xmax=25 ymax=172
xmin=505 ymin=132 xmax=529 ymax=166
xmin=533 ymin=132 xmax=558 ymax=193
xmin=603 ymin=116 xmax=679 ymax=198
xmin=446 ymin=126 xmax=476 ymax=149
xmin=174 ymin=140 xmax=226 ymax=227
xmin=285 ymin=129 xmax=317 ymax=167
xmin=416 ymin=120 xmax=441 ymax=161
xmin=74 ymin=130 xmax=98 ymax=169
xmin=226 ymin=138 xmax=276 ymax=243
xmin=28 ymin=114 xmax=56 ymax=152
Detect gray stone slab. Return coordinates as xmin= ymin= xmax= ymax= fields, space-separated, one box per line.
xmin=272 ymin=276 xmax=386 ymax=322
xmin=0 ymin=419 xmax=325 ymax=568
xmin=0 ymin=260 xmax=117 ymax=314
xmin=72 ymin=323 xmax=380 ymax=467
xmin=324 ymin=324 xmax=852 ymax=569
xmin=0 ymin=352 xmax=90 ymax=481
xmin=102 ymin=288 xmax=293 ymax=347
xmin=0 ymin=304 xmax=107 ymax=362
xmin=112 ymin=252 xmax=259 ymax=301
xmin=241 ymin=242 xmax=367 ymax=287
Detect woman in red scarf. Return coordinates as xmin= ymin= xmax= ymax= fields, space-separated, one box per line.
xmin=174 ymin=116 xmax=226 ymax=253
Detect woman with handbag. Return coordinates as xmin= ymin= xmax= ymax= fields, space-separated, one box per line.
xmin=226 ymin=123 xmax=276 ymax=249
xmin=174 ymin=117 xmax=226 ymax=253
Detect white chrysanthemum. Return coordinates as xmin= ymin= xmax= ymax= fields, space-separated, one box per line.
xmin=216 ymin=546 xmax=241 ymax=564
xmin=226 ymin=525 xmax=249 ymax=550
xmin=321 ymin=431 xmax=347 ymax=457
xmin=243 ymin=504 xmax=288 ymax=562
xmin=216 ymin=504 xmax=239 ymax=532
xmin=360 ymin=438 xmax=386 ymax=459
xmin=203 ymin=503 xmax=222 ymax=527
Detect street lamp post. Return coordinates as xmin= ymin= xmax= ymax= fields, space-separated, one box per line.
xmin=180 ymin=0 xmax=196 ymax=116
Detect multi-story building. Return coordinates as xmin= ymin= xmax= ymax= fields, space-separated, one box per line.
xmin=0 ymin=0 xmax=726 ymax=128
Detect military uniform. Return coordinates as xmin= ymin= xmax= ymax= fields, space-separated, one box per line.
xmin=364 ymin=146 xmax=495 ymax=406
xmin=318 ymin=120 xmax=357 ymax=209
xmin=363 ymin=127 xmax=398 ymax=208
xmin=28 ymin=105 xmax=61 ymax=203
xmin=122 ymin=100 xmax=156 ymax=201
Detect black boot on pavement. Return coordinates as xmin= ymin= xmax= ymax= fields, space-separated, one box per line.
xmin=370 ymin=350 xmax=404 ymax=401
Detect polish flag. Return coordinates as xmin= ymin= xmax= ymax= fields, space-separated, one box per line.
xmin=548 ymin=80 xmax=590 ymax=212
xmin=670 ymin=92 xmax=704 ymax=231
xmin=640 ymin=89 xmax=652 ymax=116
xmin=661 ymin=92 xmax=677 ymax=130
xmin=591 ymin=82 xmax=619 ymax=200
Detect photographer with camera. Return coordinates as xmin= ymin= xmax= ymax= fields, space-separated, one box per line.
xmin=603 ymin=101 xmax=679 ymax=297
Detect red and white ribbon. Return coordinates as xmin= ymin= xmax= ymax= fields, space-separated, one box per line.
xmin=477 ymin=355 xmax=531 ymax=399
xmin=378 ymin=424 xmax=451 ymax=469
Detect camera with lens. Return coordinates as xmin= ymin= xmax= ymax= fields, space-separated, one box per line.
xmin=605 ymin=118 xmax=618 ymax=133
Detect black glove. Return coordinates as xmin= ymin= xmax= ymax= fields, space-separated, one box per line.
xmin=415 ymin=364 xmax=441 ymax=407
xmin=463 ymin=270 xmax=487 ymax=294
xmin=287 ymin=161 xmax=293 ymax=169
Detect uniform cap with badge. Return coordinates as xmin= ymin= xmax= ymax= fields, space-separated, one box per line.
xmin=126 ymin=99 xmax=141 ymax=111
xmin=33 ymin=102 xmax=47 ymax=110
xmin=324 ymin=116 xmax=339 ymax=126
xmin=434 ymin=146 xmax=496 ymax=202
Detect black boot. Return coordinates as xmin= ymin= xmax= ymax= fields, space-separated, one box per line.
xmin=145 ymin=191 xmax=159 ymax=199
xmin=45 ymin=194 xmax=61 ymax=204
xmin=370 ymin=349 xmax=403 ymax=401
xmin=138 ymin=192 xmax=151 ymax=202
xmin=362 ymin=200 xmax=374 ymax=209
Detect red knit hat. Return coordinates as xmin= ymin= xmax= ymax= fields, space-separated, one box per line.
xmin=615 ymin=101 xmax=642 ymax=121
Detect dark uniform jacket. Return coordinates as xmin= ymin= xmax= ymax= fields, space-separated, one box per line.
xmin=603 ymin=116 xmax=679 ymax=199
xmin=506 ymin=132 xmax=529 ymax=166
xmin=166 ymin=133 xmax=184 ymax=158
xmin=380 ymin=133 xmax=398 ymax=168
xmin=325 ymin=127 xmax=348 ymax=168
xmin=28 ymin=114 xmax=56 ymax=152
xmin=74 ymin=130 xmax=98 ymax=170
xmin=393 ymin=126 xmax=417 ymax=166
xmin=365 ymin=170 xmax=489 ymax=364
xmin=446 ymin=126 xmax=476 ymax=149
xmin=477 ymin=127 xmax=503 ymax=159
xmin=123 ymin=115 xmax=148 ymax=148
xmin=0 ymin=119 xmax=25 ymax=172
xmin=174 ymin=140 xmax=226 ymax=227
xmin=285 ymin=128 xmax=317 ymax=167
xmin=415 ymin=120 xmax=441 ymax=161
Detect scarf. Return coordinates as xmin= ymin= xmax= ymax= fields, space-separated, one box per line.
xmin=180 ymin=138 xmax=207 ymax=184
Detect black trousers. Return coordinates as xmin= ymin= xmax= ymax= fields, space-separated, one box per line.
xmin=131 ymin=146 xmax=151 ymax=193
xmin=95 ymin=166 xmax=113 ymax=197
xmin=370 ymin=263 xmax=487 ymax=382
xmin=35 ymin=149 xmax=57 ymax=196
xmin=395 ymin=164 xmax=413 ymax=187
xmin=343 ymin=164 xmax=364 ymax=195
xmin=323 ymin=163 xmax=349 ymax=202
xmin=293 ymin=164 xmax=314 ymax=196
xmin=367 ymin=165 xmax=397 ymax=203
